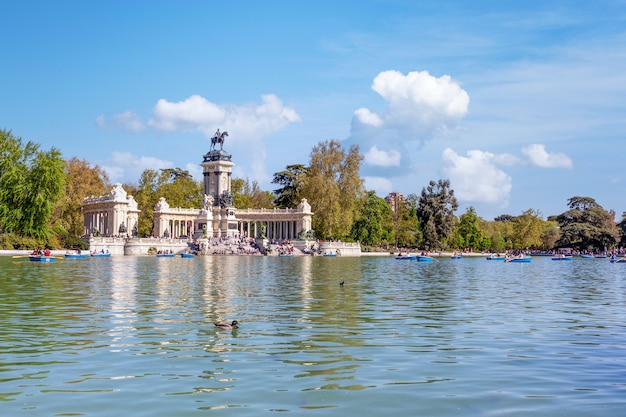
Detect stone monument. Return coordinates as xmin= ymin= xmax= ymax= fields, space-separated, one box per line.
xmin=196 ymin=129 xmax=238 ymax=238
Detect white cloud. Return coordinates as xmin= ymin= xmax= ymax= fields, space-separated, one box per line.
xmin=102 ymin=151 xmax=173 ymax=183
xmin=354 ymin=107 xmax=383 ymax=127
xmin=522 ymin=144 xmax=573 ymax=168
xmin=363 ymin=176 xmax=393 ymax=195
xmin=96 ymin=111 xmax=145 ymax=132
xmin=372 ymin=70 xmax=470 ymax=124
xmin=353 ymin=70 xmax=470 ymax=142
xmin=493 ymin=153 xmax=521 ymax=167
xmin=442 ymin=148 xmax=512 ymax=206
xmin=148 ymin=93 xmax=300 ymax=140
xmin=364 ymin=145 xmax=401 ymax=167
xmin=148 ymin=95 xmax=224 ymax=131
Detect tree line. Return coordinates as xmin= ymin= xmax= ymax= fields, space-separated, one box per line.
xmin=1 ymin=129 xmax=624 ymax=252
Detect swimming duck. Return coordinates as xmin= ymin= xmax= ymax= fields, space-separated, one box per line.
xmin=215 ymin=320 xmax=239 ymax=329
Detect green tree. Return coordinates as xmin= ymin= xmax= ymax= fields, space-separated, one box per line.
xmin=157 ymin=168 xmax=203 ymax=208
xmin=391 ymin=198 xmax=420 ymax=248
xmin=232 ymin=178 xmax=274 ymax=209
xmin=456 ymin=206 xmax=488 ymax=250
xmin=134 ymin=169 xmax=160 ymax=237
xmin=0 ymin=130 xmax=66 ymax=240
xmin=133 ymin=168 xmax=203 ymax=237
xmin=351 ymin=191 xmax=393 ymax=246
xmin=511 ymin=209 xmax=545 ymax=249
xmin=301 ymin=140 xmax=364 ymax=239
xmin=540 ymin=220 xmax=561 ymax=249
xmin=618 ymin=212 xmax=626 ymax=247
xmin=272 ymin=164 xmax=308 ymax=209
xmin=482 ymin=218 xmax=514 ymax=252
xmin=53 ymin=157 xmax=110 ymax=237
xmin=417 ymin=179 xmax=458 ymax=250
xmin=556 ymin=196 xmax=619 ymax=251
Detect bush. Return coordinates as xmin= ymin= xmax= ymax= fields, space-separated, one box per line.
xmin=60 ymin=235 xmax=89 ymax=250
xmin=0 ymin=233 xmax=56 ymax=250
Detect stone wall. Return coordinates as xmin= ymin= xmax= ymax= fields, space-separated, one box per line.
xmin=88 ymin=237 xmax=189 ymax=256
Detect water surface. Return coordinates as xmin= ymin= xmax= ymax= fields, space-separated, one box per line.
xmin=1 ymin=255 xmax=625 ymax=416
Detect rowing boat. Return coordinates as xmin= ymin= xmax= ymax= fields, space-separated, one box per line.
xmin=29 ymin=255 xmax=55 ymax=263
xmin=65 ymin=254 xmax=87 ymax=259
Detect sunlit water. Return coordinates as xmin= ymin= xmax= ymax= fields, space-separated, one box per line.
xmin=1 ymin=255 xmax=625 ymax=416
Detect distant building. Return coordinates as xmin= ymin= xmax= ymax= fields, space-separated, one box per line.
xmin=385 ymin=192 xmax=406 ymax=213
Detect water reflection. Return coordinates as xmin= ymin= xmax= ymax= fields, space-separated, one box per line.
xmin=108 ymin=257 xmax=138 ymax=351
xmin=1 ymin=255 xmax=625 ymax=416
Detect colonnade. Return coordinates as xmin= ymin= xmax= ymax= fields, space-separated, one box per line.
xmin=84 ymin=211 xmax=110 ymax=236
xmin=158 ymin=218 xmax=195 ymax=238
xmin=238 ymin=220 xmax=299 ymax=240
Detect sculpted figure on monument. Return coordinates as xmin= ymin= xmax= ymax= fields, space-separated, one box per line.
xmin=210 ymin=129 xmax=229 ymax=151
xmin=200 ymin=194 xmax=214 ymax=213
xmin=219 ymin=191 xmax=234 ymax=208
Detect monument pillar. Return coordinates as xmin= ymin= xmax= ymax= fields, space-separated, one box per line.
xmin=198 ymin=129 xmax=238 ymax=238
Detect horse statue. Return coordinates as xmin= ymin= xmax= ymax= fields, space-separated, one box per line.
xmin=210 ymin=129 xmax=229 ymax=151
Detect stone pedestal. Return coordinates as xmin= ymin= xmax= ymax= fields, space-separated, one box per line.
xmin=197 ymin=237 xmax=209 ymax=254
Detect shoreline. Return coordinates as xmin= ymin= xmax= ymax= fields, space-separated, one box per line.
xmin=1 ymin=249 xmax=490 ymax=258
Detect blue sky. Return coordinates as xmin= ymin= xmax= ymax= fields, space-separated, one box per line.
xmin=2 ymin=0 xmax=625 ymax=220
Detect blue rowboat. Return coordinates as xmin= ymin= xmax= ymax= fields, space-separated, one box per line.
xmin=91 ymin=253 xmax=111 ymax=258
xmin=580 ymin=255 xmax=595 ymax=259
xmin=156 ymin=253 xmax=176 ymax=258
xmin=180 ymin=253 xmax=195 ymax=258
xmin=417 ymin=256 xmax=433 ymax=262
xmin=507 ymin=256 xmax=531 ymax=263
xmin=29 ymin=256 xmax=55 ymax=263
xmin=395 ymin=255 xmax=417 ymax=260
xmin=551 ymin=255 xmax=573 ymax=261
xmin=65 ymin=254 xmax=87 ymax=259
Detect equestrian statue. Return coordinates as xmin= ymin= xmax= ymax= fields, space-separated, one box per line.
xmin=210 ymin=129 xmax=229 ymax=151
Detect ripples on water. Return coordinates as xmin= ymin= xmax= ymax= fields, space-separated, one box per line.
xmin=0 ymin=255 xmax=625 ymax=416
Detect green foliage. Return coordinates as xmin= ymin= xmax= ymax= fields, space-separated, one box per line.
xmin=540 ymin=220 xmax=561 ymax=249
xmin=53 ymin=157 xmax=109 ymax=237
xmin=60 ymin=234 xmax=89 ymax=250
xmin=272 ymin=164 xmax=308 ymax=209
xmin=417 ymin=179 xmax=458 ymax=250
xmin=556 ymin=196 xmax=618 ymax=251
xmin=133 ymin=168 xmax=203 ymax=236
xmin=0 ymin=129 xmax=66 ymax=239
xmin=0 ymin=233 xmax=57 ymax=250
xmin=619 ymin=212 xmax=626 ymax=247
xmin=351 ymin=191 xmax=393 ymax=245
xmin=391 ymin=198 xmax=420 ymax=248
xmin=157 ymin=168 xmax=203 ymax=208
xmin=511 ymin=209 xmax=546 ymax=249
xmin=134 ymin=169 xmax=160 ymax=237
xmin=481 ymin=219 xmax=513 ymax=252
xmin=456 ymin=207 xmax=488 ymax=250
xmin=232 ymin=177 xmax=274 ymax=209
xmin=302 ymin=140 xmax=364 ymax=240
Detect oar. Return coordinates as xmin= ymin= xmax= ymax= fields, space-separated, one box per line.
xmin=12 ymin=255 xmax=30 ymax=258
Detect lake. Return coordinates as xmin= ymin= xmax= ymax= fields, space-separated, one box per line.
xmin=1 ymin=254 xmax=625 ymax=416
